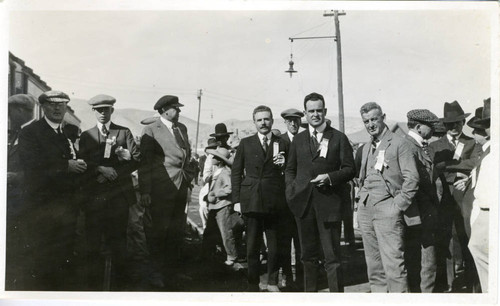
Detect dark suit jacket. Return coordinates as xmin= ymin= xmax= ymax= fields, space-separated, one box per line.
xmin=429 ymin=133 xmax=482 ymax=184
xmin=231 ymin=133 xmax=287 ymax=215
xmin=358 ymin=128 xmax=420 ymax=225
xmin=139 ymin=118 xmax=194 ymax=198
xmin=285 ymin=125 xmax=355 ymax=222
xmin=79 ymin=122 xmax=140 ymax=204
xmin=404 ymin=134 xmax=439 ymax=230
xmin=18 ymin=118 xmax=77 ymax=199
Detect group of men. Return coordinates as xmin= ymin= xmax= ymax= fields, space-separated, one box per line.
xmin=6 ymin=88 xmax=493 ymax=293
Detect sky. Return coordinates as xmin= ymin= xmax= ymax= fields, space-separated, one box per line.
xmin=5 ymin=3 xmax=495 ymax=126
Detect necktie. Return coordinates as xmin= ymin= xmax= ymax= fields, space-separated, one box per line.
xmin=371 ymin=138 xmax=379 ymax=154
xmin=101 ymin=125 xmax=109 ymax=137
xmin=451 ymin=136 xmax=457 ymax=148
xmin=311 ymin=130 xmax=319 ymax=151
xmin=56 ymin=126 xmax=62 ymax=135
xmin=262 ymin=136 xmax=268 ymax=153
xmin=173 ymin=125 xmax=186 ymax=149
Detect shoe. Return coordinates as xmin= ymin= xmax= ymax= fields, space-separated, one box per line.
xmin=267 ymin=284 xmax=280 ymax=292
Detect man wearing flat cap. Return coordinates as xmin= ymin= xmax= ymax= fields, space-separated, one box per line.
xmin=139 ymin=95 xmax=195 ymax=288
xmin=78 ymin=94 xmax=140 ymax=290
xmin=6 ymin=94 xmax=36 ymax=289
xmin=278 ymin=108 xmax=304 ymax=290
xmin=18 ymin=90 xmax=87 ymax=290
xmin=404 ymin=109 xmax=440 ymax=292
xmin=429 ymin=100 xmax=482 ymax=292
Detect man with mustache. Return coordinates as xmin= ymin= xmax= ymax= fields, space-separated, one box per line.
xmin=79 ymin=94 xmax=140 ymax=290
xmin=285 ymin=93 xmax=355 ymax=292
xmin=356 ymin=102 xmax=419 ymax=292
xmin=232 ymin=105 xmax=287 ymax=292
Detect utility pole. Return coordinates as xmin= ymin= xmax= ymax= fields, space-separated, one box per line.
xmin=324 ymin=10 xmax=346 ymax=133
xmin=195 ymin=89 xmax=202 ymax=154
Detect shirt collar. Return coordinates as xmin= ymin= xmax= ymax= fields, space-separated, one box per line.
xmin=287 ymin=131 xmax=295 ymax=142
xmin=258 ymin=131 xmax=272 ymax=143
xmin=160 ymin=116 xmax=174 ymax=129
xmin=308 ymin=122 xmax=327 ymax=135
xmin=44 ymin=117 xmax=61 ymax=130
xmin=446 ymin=133 xmax=462 ymax=143
xmin=21 ymin=118 xmax=35 ymax=129
xmin=483 ymin=141 xmax=490 ymax=152
xmin=408 ymin=130 xmax=425 ymax=147
xmin=97 ymin=121 xmax=111 ymax=132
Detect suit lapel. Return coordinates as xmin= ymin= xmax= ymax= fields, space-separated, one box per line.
xmin=108 ymin=122 xmax=119 ymax=142
xmin=41 ymin=118 xmax=69 ymax=156
xmin=253 ymin=134 xmax=266 ymax=161
xmin=359 ymin=141 xmax=371 ymax=180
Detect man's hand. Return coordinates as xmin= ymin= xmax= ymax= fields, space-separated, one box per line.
xmin=453 ymin=174 xmax=470 ymax=192
xmin=273 ymin=152 xmax=285 ymax=167
xmin=97 ymin=166 xmax=118 ymax=181
xmin=96 ymin=174 xmax=107 ymax=183
xmin=68 ymin=159 xmax=87 ymax=173
xmin=140 ymin=193 xmax=151 ymax=207
xmin=115 ymin=146 xmax=131 ymax=161
xmin=310 ymin=174 xmax=330 ymax=187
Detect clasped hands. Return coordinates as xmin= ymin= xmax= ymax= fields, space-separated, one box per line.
xmin=96 ymin=166 xmax=118 ymax=183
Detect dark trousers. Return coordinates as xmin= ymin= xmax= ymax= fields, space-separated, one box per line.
xmin=296 ymin=203 xmax=343 ymax=292
xmin=84 ymin=193 xmax=130 ymax=290
xmin=278 ymin=208 xmax=303 ymax=288
xmin=23 ymin=194 xmax=79 ymax=291
xmin=145 ymin=181 xmax=188 ymax=278
xmin=246 ymin=213 xmax=280 ymax=286
xmin=5 ymin=192 xmax=28 ymax=290
xmin=405 ymin=225 xmax=437 ymax=293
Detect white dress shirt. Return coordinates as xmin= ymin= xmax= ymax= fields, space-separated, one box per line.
xmin=97 ymin=121 xmax=112 ymax=136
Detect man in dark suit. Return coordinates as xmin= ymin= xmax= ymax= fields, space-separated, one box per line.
xmin=285 ymin=93 xmax=355 ymax=292
xmin=18 ymin=90 xmax=88 ymax=290
xmin=429 ymin=101 xmax=482 ymax=292
xmin=139 ymin=95 xmax=195 ymax=288
xmin=6 ymin=94 xmax=36 ymax=290
xmin=356 ymin=102 xmax=419 ymax=292
xmin=404 ymin=109 xmax=441 ymax=292
xmin=278 ymin=108 xmax=304 ymax=290
xmin=231 ymin=105 xmax=288 ymax=292
xmin=78 ymin=94 xmax=140 ymax=290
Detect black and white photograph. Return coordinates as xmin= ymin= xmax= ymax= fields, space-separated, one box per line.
xmin=1 ymin=1 xmax=498 ymax=305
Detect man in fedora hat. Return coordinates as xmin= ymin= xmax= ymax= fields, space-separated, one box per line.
xmin=78 ymin=94 xmax=140 ymax=290
xmin=18 ymin=90 xmax=87 ymax=290
xmin=278 ymin=108 xmax=304 ymax=290
xmin=139 ymin=95 xmax=195 ymax=288
xmin=429 ymin=100 xmax=482 ymax=292
xmin=404 ymin=109 xmax=441 ymax=292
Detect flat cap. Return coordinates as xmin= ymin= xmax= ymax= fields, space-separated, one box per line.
xmin=407 ymin=109 xmax=439 ymax=126
xmin=281 ymin=108 xmax=304 ymax=119
xmin=8 ymin=94 xmax=36 ymax=110
xmin=88 ymin=94 xmax=116 ymax=108
xmin=154 ymin=95 xmax=184 ymax=111
xmin=38 ymin=90 xmax=70 ymax=104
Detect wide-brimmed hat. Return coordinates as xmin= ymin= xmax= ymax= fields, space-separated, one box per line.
xmin=206 ymin=147 xmax=232 ymax=166
xmin=467 ymin=106 xmax=483 ymax=128
xmin=205 ymin=138 xmax=220 ymax=151
xmin=210 ymin=123 xmax=233 ymax=137
xmin=441 ymin=101 xmax=470 ymax=123
xmin=141 ymin=116 xmax=159 ymax=125
xmin=468 ymin=98 xmax=490 ymax=129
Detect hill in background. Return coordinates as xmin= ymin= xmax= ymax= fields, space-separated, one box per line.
xmin=69 ymin=100 xmax=397 ymax=151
